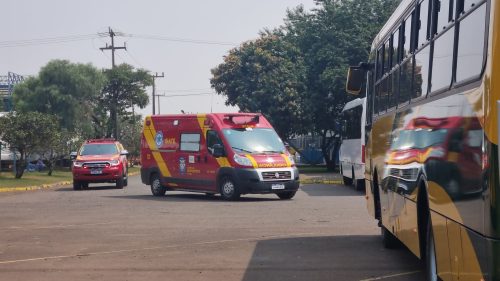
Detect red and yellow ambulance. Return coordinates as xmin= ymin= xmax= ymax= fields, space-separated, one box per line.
xmin=140 ymin=113 xmax=299 ymax=200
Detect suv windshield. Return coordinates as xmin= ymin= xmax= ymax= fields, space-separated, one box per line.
xmin=80 ymin=144 xmax=118 ymax=156
xmin=222 ymin=128 xmax=285 ymax=154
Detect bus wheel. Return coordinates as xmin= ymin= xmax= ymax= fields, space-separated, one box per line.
xmin=381 ymin=226 xmax=399 ymax=249
xmin=425 ymin=219 xmax=438 ymax=281
xmin=220 ymin=177 xmax=240 ymax=201
xmin=277 ymin=191 xmax=296 ymax=200
xmin=150 ymin=174 xmax=166 ymax=196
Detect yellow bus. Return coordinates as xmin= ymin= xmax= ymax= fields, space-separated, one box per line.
xmin=346 ymin=0 xmax=499 ymax=280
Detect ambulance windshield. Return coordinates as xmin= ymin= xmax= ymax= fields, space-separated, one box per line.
xmin=223 ymin=128 xmax=285 ymax=154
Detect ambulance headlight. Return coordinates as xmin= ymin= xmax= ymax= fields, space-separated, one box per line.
xmin=233 ymin=154 xmax=253 ymax=167
xmin=288 ymin=155 xmax=296 ymax=166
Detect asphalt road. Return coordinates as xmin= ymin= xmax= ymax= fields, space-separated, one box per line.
xmin=0 ymin=175 xmax=426 ymax=281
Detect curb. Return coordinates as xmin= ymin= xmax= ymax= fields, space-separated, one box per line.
xmin=0 ymin=181 xmax=72 ymax=193
xmin=0 ymin=171 xmax=141 ymax=193
xmin=300 ymin=179 xmax=342 ymax=185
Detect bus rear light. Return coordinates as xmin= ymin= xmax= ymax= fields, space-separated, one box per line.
xmin=362 ymin=145 xmax=365 ymax=163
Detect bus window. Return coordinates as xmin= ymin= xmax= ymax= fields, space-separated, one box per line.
xmin=456 ymin=4 xmax=486 ymax=83
xmin=436 ymin=0 xmax=453 ymax=33
xmin=413 ymin=45 xmax=430 ymax=99
xmin=458 ymin=0 xmax=482 ymax=14
xmin=379 ymin=77 xmax=389 ymax=112
xmin=417 ymin=0 xmax=431 ymax=47
xmin=392 ymin=30 xmax=400 ymax=66
xmin=431 ymin=27 xmax=454 ymax=92
xmin=384 ymin=40 xmax=390 ymax=74
xmin=377 ymin=47 xmax=384 ymax=80
xmin=402 ymin=15 xmax=413 ymax=57
xmin=391 ymin=70 xmax=399 ymax=108
xmin=400 ymin=59 xmax=413 ymax=104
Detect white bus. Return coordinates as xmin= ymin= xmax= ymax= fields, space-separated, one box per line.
xmin=339 ymin=97 xmax=366 ymax=190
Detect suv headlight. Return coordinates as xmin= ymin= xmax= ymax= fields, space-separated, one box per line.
xmin=233 ymin=154 xmax=253 ymax=167
xmin=109 ymin=160 xmax=120 ymax=166
xmin=73 ymin=161 xmax=83 ymax=168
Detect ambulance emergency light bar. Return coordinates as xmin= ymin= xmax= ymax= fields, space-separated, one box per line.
xmin=223 ymin=114 xmax=260 ymax=125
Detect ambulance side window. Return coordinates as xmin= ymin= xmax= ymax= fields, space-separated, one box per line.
xmin=206 ymin=130 xmax=222 ymax=155
xmin=180 ymin=133 xmax=201 ymax=152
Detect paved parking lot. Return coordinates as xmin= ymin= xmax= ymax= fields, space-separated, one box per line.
xmin=0 ymin=175 xmax=425 ymax=281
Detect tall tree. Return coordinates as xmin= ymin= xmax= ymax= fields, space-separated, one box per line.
xmin=282 ymin=0 xmax=400 ymax=169
xmin=211 ymin=31 xmax=309 ymax=140
xmin=100 ymin=64 xmax=152 ymax=139
xmin=0 ymin=112 xmax=60 ymax=178
xmin=13 ymin=60 xmax=105 ymax=137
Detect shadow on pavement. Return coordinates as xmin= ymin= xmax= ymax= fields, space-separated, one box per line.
xmin=104 ymin=193 xmax=284 ymax=203
xmin=56 ymin=185 xmax=122 ymax=192
xmin=241 ymin=235 xmax=425 ymax=281
xmin=300 ymin=184 xmax=364 ymax=197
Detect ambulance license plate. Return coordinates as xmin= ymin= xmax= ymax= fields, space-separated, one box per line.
xmin=91 ymin=169 xmax=102 ymax=175
xmin=271 ymin=183 xmax=285 ymax=190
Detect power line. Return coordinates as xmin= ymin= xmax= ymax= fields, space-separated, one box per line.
xmin=158 ymin=88 xmax=212 ymax=93
xmin=0 ymin=34 xmax=105 ymax=48
xmin=120 ymin=33 xmax=237 ymax=46
xmin=159 ymin=92 xmax=214 ymax=97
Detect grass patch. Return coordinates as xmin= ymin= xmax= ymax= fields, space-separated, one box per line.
xmin=0 ymin=166 xmax=141 ymax=189
xmin=0 ymin=170 xmax=73 ymax=188
xmin=298 ymin=165 xmax=329 ymax=174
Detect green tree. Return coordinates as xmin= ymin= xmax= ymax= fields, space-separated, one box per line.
xmin=118 ymin=114 xmax=143 ymax=167
xmin=282 ymin=0 xmax=399 ymax=169
xmin=100 ymin=64 xmax=152 ymax=139
xmin=0 ymin=112 xmax=60 ymax=178
xmin=211 ymin=31 xmax=309 ymax=139
xmin=13 ymin=60 xmax=105 ymax=137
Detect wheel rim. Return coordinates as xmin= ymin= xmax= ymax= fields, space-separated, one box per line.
xmin=222 ymin=180 xmax=234 ymax=196
xmin=152 ymin=178 xmax=161 ymax=193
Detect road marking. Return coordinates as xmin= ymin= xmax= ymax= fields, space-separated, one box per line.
xmin=0 ymin=232 xmax=324 ymax=265
xmin=0 ymin=222 xmax=115 ymax=232
xmin=359 ymin=270 xmax=421 ymax=281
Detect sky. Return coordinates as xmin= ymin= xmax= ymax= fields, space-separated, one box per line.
xmin=1 ymin=0 xmax=317 ymax=117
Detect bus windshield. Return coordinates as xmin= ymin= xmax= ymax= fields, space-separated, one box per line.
xmin=222 ymin=128 xmax=286 ymax=154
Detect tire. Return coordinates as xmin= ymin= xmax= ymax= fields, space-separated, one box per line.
xmin=116 ymin=175 xmax=124 ymax=189
xmin=150 ymin=173 xmax=166 ymax=196
xmin=354 ymin=178 xmax=365 ymax=191
xmin=277 ymin=191 xmax=296 ymax=200
xmin=425 ymin=219 xmax=438 ymax=281
xmin=343 ymin=176 xmax=353 ymax=186
xmin=124 ymin=173 xmax=128 ymax=187
xmin=220 ymin=177 xmax=240 ymax=201
xmin=81 ymin=182 xmax=89 ymax=189
xmin=73 ymin=180 xmax=82 ymax=191
xmin=381 ymin=226 xmax=400 ymax=249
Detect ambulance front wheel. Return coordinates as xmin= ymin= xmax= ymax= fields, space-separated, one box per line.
xmin=220 ymin=176 xmax=241 ymax=201
xmin=150 ymin=173 xmax=166 ymax=196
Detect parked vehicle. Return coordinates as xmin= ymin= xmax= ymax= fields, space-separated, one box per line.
xmin=140 ymin=113 xmax=299 ymax=200
xmin=71 ymin=139 xmax=128 ymax=190
xmin=339 ymin=97 xmax=366 ymax=190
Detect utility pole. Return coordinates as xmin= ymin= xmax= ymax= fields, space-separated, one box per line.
xmin=100 ymin=27 xmax=126 ymax=140
xmin=99 ymin=27 xmax=126 ymax=68
xmin=151 ymin=72 xmax=164 ymax=115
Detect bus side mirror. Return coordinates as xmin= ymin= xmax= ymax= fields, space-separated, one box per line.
xmin=212 ymin=144 xmax=225 ymax=158
xmin=70 ymin=152 xmax=77 ymax=160
xmin=346 ymin=66 xmax=366 ymax=95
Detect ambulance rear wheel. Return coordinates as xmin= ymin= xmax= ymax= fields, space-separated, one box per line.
xmin=220 ymin=177 xmax=240 ymax=201
xmin=150 ymin=173 xmax=166 ymax=196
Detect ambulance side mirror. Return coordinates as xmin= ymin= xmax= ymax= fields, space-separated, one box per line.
xmin=70 ymin=152 xmax=77 ymax=160
xmin=212 ymin=144 xmax=225 ymax=158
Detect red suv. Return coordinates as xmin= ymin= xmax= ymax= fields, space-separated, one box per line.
xmin=71 ymin=139 xmax=128 ymax=190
